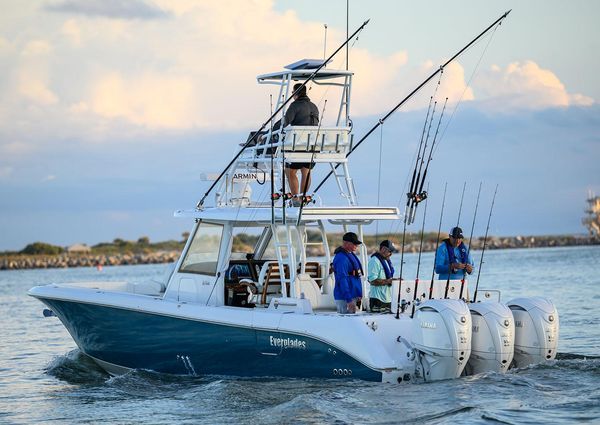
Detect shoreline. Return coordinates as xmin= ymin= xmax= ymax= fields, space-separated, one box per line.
xmin=1 ymin=234 xmax=597 ymax=271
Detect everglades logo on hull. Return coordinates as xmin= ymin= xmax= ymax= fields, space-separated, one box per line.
xmin=270 ymin=335 xmax=307 ymax=350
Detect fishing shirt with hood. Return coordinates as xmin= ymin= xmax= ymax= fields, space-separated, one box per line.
xmin=332 ymin=246 xmax=363 ymax=303
xmin=273 ymin=95 xmax=319 ymax=130
xmin=434 ymin=239 xmax=474 ymax=280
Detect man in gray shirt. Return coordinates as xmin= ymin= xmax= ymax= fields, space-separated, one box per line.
xmin=273 ymin=83 xmax=319 ymax=206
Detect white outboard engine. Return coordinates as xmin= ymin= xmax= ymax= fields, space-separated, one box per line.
xmin=411 ymin=299 xmax=471 ymax=381
xmin=507 ymin=297 xmax=559 ymax=368
xmin=466 ymin=301 xmax=514 ymax=375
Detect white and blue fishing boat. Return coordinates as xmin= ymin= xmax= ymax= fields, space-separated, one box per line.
xmin=29 ymin=13 xmax=559 ymax=383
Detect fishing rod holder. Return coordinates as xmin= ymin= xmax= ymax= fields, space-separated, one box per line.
xmin=414 ymin=191 xmax=428 ymax=204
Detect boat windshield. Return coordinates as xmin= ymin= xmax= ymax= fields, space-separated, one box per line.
xmin=179 ymin=222 xmax=223 ymax=275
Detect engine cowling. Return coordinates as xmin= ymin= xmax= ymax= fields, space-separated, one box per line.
xmin=411 ymin=299 xmax=471 ymax=381
xmin=466 ymin=301 xmax=514 ymax=375
xmin=507 ymin=297 xmax=559 ymax=368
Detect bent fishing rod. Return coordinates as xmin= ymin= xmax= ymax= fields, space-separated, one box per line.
xmin=472 ymin=184 xmax=498 ymax=303
xmin=459 ymin=181 xmax=482 ymax=300
xmin=444 ymin=182 xmax=467 ymax=298
xmin=196 ymin=19 xmax=370 ymax=208
xmin=313 ymin=10 xmax=511 ymax=195
xmin=429 ymin=182 xmax=448 ymax=299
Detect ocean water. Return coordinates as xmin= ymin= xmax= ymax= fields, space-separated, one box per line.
xmin=1 ymin=246 xmax=599 ymax=424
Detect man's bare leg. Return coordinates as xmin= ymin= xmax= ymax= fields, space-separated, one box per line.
xmin=299 ymin=167 xmax=311 ymax=196
xmin=286 ymin=167 xmax=299 ymax=195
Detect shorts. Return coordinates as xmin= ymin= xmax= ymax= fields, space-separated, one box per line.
xmin=285 ymin=162 xmax=315 ymax=170
xmin=369 ymin=298 xmax=392 ymax=313
xmin=336 ymin=298 xmax=359 ymax=314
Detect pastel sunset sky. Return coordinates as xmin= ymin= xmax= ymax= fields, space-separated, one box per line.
xmin=0 ymin=0 xmax=598 ymax=250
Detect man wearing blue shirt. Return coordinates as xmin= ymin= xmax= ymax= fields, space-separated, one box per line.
xmin=332 ymin=232 xmax=364 ymax=314
xmin=368 ymin=240 xmax=396 ymax=313
xmin=435 ymin=227 xmax=474 ymax=280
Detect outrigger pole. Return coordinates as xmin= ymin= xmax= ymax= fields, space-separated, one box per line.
xmin=429 ymin=182 xmax=448 ymax=299
xmin=313 ymin=10 xmax=511 ymax=195
xmin=196 ymin=19 xmax=370 ymax=208
xmin=472 ymin=184 xmax=499 ymax=303
xmin=460 ymin=181 xmax=482 ymax=300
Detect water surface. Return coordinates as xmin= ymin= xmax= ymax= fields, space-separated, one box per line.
xmin=1 ymin=246 xmax=599 ymax=424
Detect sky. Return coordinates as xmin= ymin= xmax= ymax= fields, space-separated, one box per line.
xmin=0 ymin=0 xmax=598 ymax=251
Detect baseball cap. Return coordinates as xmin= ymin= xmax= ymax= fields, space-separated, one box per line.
xmin=380 ymin=240 xmax=397 ymax=252
xmin=449 ymin=227 xmax=464 ymax=239
xmin=342 ymin=232 xmax=362 ymax=245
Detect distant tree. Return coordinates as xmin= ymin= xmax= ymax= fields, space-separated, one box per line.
xmin=181 ymin=232 xmax=190 ymax=241
xmin=113 ymin=238 xmax=126 ymax=246
xmin=21 ymin=242 xmax=63 ymax=255
xmin=137 ymin=236 xmax=150 ymax=245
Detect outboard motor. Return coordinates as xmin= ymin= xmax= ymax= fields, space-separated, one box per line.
xmin=465 ymin=301 xmax=514 ymax=375
xmin=507 ymin=297 xmax=559 ymax=368
xmin=411 ymin=299 xmax=471 ymax=381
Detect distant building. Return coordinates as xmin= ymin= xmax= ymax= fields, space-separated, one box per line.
xmin=583 ymin=191 xmax=600 ymax=238
xmin=67 ymin=243 xmax=91 ymax=253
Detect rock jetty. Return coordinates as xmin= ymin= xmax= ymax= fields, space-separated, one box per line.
xmin=1 ymin=251 xmax=179 ymax=270
xmin=1 ymin=235 xmax=597 ymax=271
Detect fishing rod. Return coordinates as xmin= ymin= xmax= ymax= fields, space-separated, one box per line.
xmin=394 ymin=207 xmax=409 ymax=319
xmin=411 ymin=189 xmax=429 ymax=318
xmin=409 ymin=97 xmax=449 ymax=224
xmin=313 ymin=10 xmax=511 ymax=195
xmin=429 ymin=182 xmax=448 ymax=299
xmin=407 ymin=96 xmax=434 ymax=210
xmin=456 ymin=181 xmax=467 ymax=226
xmin=473 ymin=184 xmax=498 ymax=303
xmin=444 ymin=182 xmax=467 ymax=298
xmin=406 ymin=72 xmax=442 ymax=216
xmin=407 ymin=101 xmax=437 ymax=224
xmin=196 ymin=19 xmax=370 ymax=208
xmin=296 ymin=100 xmax=327 ymax=226
xmin=459 ymin=181 xmax=482 ymax=300
xmin=269 ymin=95 xmax=275 ymax=225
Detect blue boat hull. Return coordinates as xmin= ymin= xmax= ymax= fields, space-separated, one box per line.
xmin=41 ymin=298 xmax=382 ymax=381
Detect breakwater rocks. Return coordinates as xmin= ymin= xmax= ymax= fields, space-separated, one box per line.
xmin=1 ymin=235 xmax=597 ymax=271
xmin=391 ymin=234 xmax=599 ymax=254
xmin=0 ymin=251 xmax=179 ymax=271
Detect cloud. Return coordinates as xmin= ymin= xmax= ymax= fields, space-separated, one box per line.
xmin=21 ymin=40 xmax=53 ymax=56
xmin=0 ymin=1 xmax=595 ymax=150
xmin=61 ymin=19 xmax=82 ymax=46
xmin=41 ymin=174 xmax=57 ymax=182
xmin=44 ymin=0 xmax=170 ymax=20
xmin=91 ymin=72 xmax=197 ymax=129
xmin=16 ymin=40 xmax=58 ymax=105
xmin=473 ymin=61 xmax=594 ymax=111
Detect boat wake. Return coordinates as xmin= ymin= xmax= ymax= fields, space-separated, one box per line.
xmin=45 ymin=349 xmax=108 ymax=385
